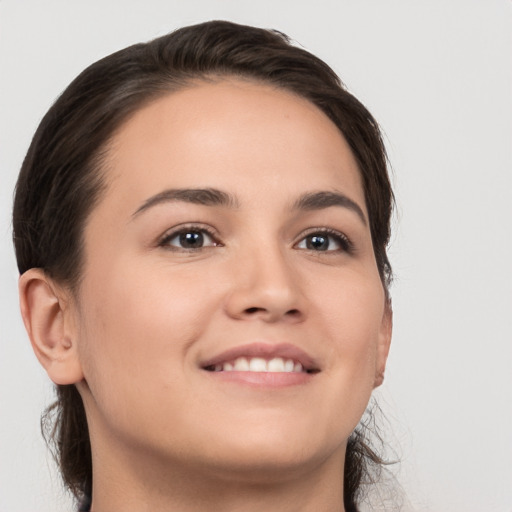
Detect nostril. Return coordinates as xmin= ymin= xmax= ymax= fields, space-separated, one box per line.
xmin=284 ymin=309 xmax=302 ymax=321
xmin=246 ymin=307 xmax=263 ymax=314
xmin=243 ymin=307 xmax=302 ymax=319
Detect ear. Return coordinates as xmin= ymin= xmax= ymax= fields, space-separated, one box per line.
xmin=374 ymin=298 xmax=393 ymax=388
xmin=19 ymin=268 xmax=84 ymax=385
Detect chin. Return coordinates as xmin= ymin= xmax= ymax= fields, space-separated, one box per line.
xmin=178 ymin=418 xmax=347 ymax=482
xmin=196 ymin=446 xmax=334 ymax=485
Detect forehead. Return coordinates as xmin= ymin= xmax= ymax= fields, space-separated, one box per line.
xmin=102 ymin=79 xmax=364 ymax=213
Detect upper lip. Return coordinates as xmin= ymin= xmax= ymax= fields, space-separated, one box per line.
xmin=200 ymin=342 xmax=320 ymax=372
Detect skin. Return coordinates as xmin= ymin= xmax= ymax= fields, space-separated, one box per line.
xmin=20 ymin=79 xmax=391 ymax=512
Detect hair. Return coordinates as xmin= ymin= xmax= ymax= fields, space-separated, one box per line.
xmin=13 ymin=20 xmax=394 ymax=511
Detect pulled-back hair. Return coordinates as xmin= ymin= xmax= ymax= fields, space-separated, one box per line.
xmin=13 ymin=20 xmax=394 ymax=511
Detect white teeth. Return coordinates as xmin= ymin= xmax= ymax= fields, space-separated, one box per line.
xmin=249 ymin=357 xmax=267 ymax=372
xmin=233 ymin=357 xmax=249 ymax=371
xmin=215 ymin=357 xmax=306 ymax=373
xmin=267 ymin=357 xmax=285 ymax=372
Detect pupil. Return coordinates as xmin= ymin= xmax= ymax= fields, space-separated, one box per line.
xmin=179 ymin=232 xmax=203 ymax=248
xmin=307 ymin=235 xmax=328 ymax=251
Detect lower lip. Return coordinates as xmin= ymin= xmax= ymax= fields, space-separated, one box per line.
xmin=203 ymin=370 xmax=315 ymax=388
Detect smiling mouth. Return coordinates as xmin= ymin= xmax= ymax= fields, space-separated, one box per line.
xmin=200 ymin=342 xmax=321 ymax=380
xmin=203 ymin=356 xmax=318 ymax=374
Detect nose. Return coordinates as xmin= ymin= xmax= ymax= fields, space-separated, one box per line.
xmin=224 ymin=243 xmax=306 ymax=324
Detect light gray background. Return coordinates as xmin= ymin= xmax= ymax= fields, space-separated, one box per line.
xmin=1 ymin=1 xmax=511 ymax=511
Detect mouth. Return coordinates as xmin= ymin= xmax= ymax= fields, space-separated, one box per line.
xmin=204 ymin=356 xmax=316 ymax=374
xmin=200 ymin=343 xmax=321 ymax=375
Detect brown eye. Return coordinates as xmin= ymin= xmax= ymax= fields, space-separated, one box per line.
xmin=296 ymin=230 xmax=351 ymax=252
xmin=304 ymin=234 xmax=330 ymax=251
xmin=161 ymin=229 xmax=218 ymax=250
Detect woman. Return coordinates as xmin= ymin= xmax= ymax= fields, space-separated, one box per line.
xmin=13 ymin=20 xmax=394 ymax=512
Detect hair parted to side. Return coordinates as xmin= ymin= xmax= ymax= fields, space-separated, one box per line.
xmin=13 ymin=20 xmax=394 ymax=511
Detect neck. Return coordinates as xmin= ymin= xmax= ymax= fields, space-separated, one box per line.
xmin=88 ymin=434 xmax=347 ymax=512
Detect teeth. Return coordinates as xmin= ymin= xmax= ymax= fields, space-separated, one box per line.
xmin=217 ymin=357 xmax=305 ymax=373
xmin=249 ymin=357 xmax=267 ymax=372
xmin=267 ymin=358 xmax=284 ymax=372
xmin=233 ymin=357 xmax=249 ymax=371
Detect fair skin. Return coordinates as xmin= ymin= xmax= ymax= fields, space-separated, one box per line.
xmin=20 ymin=79 xmax=391 ymax=512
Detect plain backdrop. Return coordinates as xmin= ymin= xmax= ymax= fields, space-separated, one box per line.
xmin=1 ymin=1 xmax=511 ymax=511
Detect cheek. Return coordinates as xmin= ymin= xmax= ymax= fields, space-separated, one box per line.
xmin=317 ymin=272 xmax=384 ymax=385
xmin=76 ymin=256 xmax=221 ymax=390
xmin=314 ymin=265 xmax=384 ymax=341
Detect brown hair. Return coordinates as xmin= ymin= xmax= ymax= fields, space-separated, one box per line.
xmin=13 ymin=20 xmax=394 ymax=511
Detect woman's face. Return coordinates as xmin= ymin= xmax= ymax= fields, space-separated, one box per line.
xmin=72 ymin=79 xmax=391 ymax=479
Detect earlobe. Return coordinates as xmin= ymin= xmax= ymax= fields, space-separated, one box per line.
xmin=374 ymin=299 xmax=393 ymax=388
xmin=19 ymin=269 xmax=84 ymax=385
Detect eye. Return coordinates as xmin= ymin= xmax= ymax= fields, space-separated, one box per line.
xmin=160 ymin=227 xmax=219 ymax=250
xmin=295 ymin=230 xmax=351 ymax=253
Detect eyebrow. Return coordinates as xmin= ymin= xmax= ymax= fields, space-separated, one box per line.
xmin=132 ymin=187 xmax=366 ymax=225
xmin=132 ymin=188 xmax=239 ymax=218
xmin=293 ymin=191 xmax=367 ymax=225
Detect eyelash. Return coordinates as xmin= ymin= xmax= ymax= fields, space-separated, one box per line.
xmin=294 ymin=228 xmax=354 ymax=254
xmin=158 ymin=225 xmax=353 ymax=254
xmin=158 ymin=224 xmax=221 ymax=251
